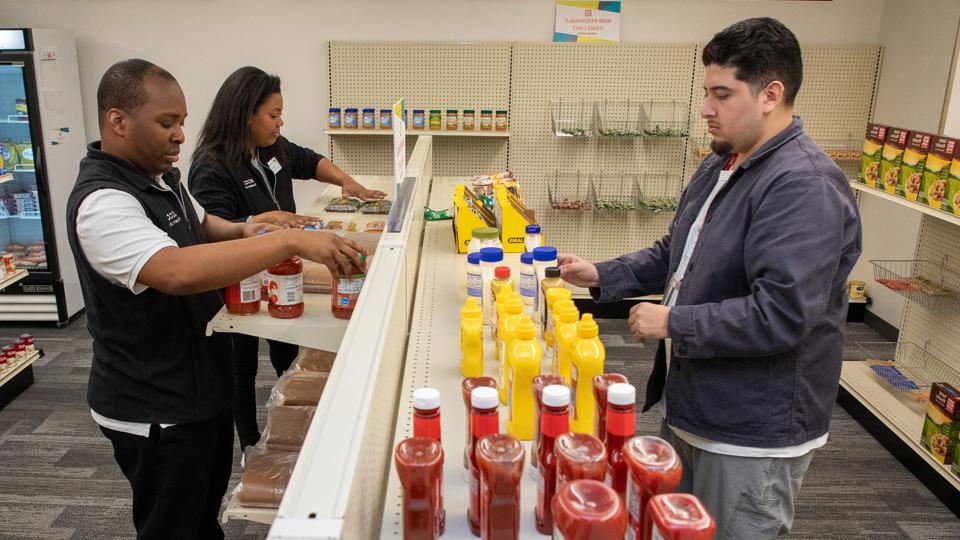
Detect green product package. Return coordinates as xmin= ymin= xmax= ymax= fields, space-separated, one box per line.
xmin=917 ymin=136 xmax=956 ymax=209
xmin=898 ymin=131 xmax=932 ymax=202
xmin=944 ymin=154 xmax=960 ymax=216
xmin=920 ymin=382 xmax=960 ymax=466
xmin=860 ymin=123 xmax=888 ymax=187
xmin=879 ymin=128 xmax=909 ymax=195
xmin=423 ymin=207 xmax=453 ymax=221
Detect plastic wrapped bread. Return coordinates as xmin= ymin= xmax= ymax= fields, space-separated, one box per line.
xmin=302 ymin=260 xmax=333 ymax=294
xmin=235 ymin=449 xmax=299 ymax=507
xmin=262 ymin=405 xmax=316 ymax=451
xmin=294 ymin=347 xmax=337 ymax=373
xmin=268 ymin=371 xmax=328 ymax=407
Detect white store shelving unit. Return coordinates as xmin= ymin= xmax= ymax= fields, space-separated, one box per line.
xmin=325 ymin=129 xmax=509 ymax=138
xmin=0 ymin=350 xmax=42 ymax=390
xmin=850 ymin=181 xmax=960 ymax=228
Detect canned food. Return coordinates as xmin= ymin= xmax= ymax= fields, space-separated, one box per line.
xmin=849 ymin=280 xmax=866 ymax=298
xmin=20 ymin=334 xmax=34 ymax=353
xmin=2 ymin=253 xmax=15 ymax=274
xmin=13 ymin=340 xmax=25 ymax=360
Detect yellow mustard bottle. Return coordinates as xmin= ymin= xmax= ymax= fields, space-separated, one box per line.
xmin=490 ymin=268 xmax=515 ymax=337
xmin=498 ymin=297 xmax=526 ymax=405
xmin=552 ymin=299 xmax=580 ymax=381
xmin=539 ymin=267 xmax=565 ymax=335
xmin=544 ymin=286 xmax=573 ymax=349
xmin=507 ymin=315 xmax=541 ymax=440
xmin=460 ymin=297 xmax=484 ymax=378
xmin=570 ymin=313 xmax=605 ymax=434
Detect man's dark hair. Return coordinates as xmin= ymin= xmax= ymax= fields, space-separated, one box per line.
xmin=193 ymin=66 xmax=282 ymax=166
xmin=702 ymin=17 xmax=803 ymax=105
xmin=96 ymin=59 xmax=176 ymax=127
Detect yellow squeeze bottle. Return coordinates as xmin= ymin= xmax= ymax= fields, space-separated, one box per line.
xmin=491 ymin=270 xmax=516 ymax=337
xmin=507 ymin=316 xmax=541 ymax=440
xmin=498 ymin=297 xmax=526 ymax=405
xmin=552 ymin=299 xmax=580 ymax=381
xmin=544 ymin=286 xmax=573 ymax=349
xmin=570 ymin=313 xmax=605 ymax=434
xmin=460 ymin=297 xmax=484 ymax=378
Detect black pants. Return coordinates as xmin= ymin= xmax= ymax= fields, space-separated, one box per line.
xmin=233 ymin=333 xmax=299 ymax=449
xmin=100 ymin=412 xmax=233 ymax=540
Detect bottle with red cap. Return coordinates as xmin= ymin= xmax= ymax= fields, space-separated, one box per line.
xmin=604 ymin=383 xmax=636 ymax=501
xmin=20 ymin=334 xmax=34 ymax=353
xmin=531 ymin=373 xmax=565 ymax=472
xmin=461 ymin=377 xmax=497 ymax=470
xmin=412 ymin=387 xmax=445 ymax=534
xmin=593 ymin=373 xmax=628 ymax=442
xmin=625 ymin=436 xmax=683 ymax=539
xmin=552 ymin=479 xmax=628 ymax=540
xmin=535 ymin=384 xmax=570 ymax=534
xmin=643 ymin=493 xmax=715 ymax=540
xmin=395 ymin=437 xmax=444 ymax=540
xmin=468 ymin=386 xmax=500 ymax=536
xmin=555 ymin=432 xmax=607 ymax=492
xmin=476 ymin=433 xmax=525 ymax=540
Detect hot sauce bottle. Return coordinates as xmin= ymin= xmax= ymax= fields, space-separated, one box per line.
xmin=531 ymin=374 xmax=566 ymax=472
xmin=555 ymin=432 xmax=607 ymax=492
xmin=604 ymin=383 xmax=636 ymax=502
xmin=268 ymin=257 xmax=304 ymax=319
xmin=468 ymin=387 xmax=500 ymax=536
xmin=643 ymin=493 xmax=715 ymax=540
xmin=412 ymin=387 xmax=444 ymax=534
xmin=552 ymin=479 xmax=627 ymax=540
xmin=395 ymin=437 xmax=444 ymax=540
xmin=535 ymin=384 xmax=570 ymax=534
xmin=462 ymin=377 xmax=497 ymax=469
xmin=476 ymin=433 xmax=525 ymax=540
xmin=592 ymin=373 xmax=628 ymax=442
xmin=625 ymin=436 xmax=683 ymax=539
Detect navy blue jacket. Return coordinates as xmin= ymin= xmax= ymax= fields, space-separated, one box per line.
xmin=592 ymin=117 xmax=862 ymax=447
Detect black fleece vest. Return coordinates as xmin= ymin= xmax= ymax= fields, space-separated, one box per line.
xmin=66 ymin=142 xmax=232 ymax=424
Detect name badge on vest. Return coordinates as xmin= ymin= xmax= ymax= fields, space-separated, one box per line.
xmin=267 ymin=157 xmax=282 ymax=175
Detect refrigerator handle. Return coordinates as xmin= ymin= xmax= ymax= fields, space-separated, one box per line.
xmin=33 ymin=144 xmax=47 ymax=197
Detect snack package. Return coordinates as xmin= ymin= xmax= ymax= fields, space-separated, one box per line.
xmin=302 ymin=260 xmax=333 ymax=294
xmin=363 ymin=220 xmax=385 ymax=233
xmin=324 ymin=218 xmax=357 ymax=232
xmin=294 ymin=347 xmax=337 ymax=372
xmin=359 ymin=199 xmax=392 ymax=214
xmin=262 ymin=405 xmax=316 ymax=452
xmin=860 ymin=124 xmax=888 ymax=187
xmin=919 ymin=136 xmax=956 ymax=209
xmin=235 ymin=449 xmax=300 ymax=507
xmin=880 ymin=128 xmax=909 ymax=194
xmin=944 ymin=146 xmax=960 ymax=216
xmin=921 ymin=382 xmax=960 ymax=465
xmin=325 ymin=197 xmax=362 ymax=213
xmin=898 ymin=131 xmax=932 ymax=200
xmin=268 ymin=371 xmax=328 ymax=407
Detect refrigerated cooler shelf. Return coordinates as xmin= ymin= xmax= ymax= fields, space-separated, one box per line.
xmin=0 ymin=269 xmax=28 ymax=291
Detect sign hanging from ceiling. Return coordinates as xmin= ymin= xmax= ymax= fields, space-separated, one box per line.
xmin=554 ymin=1 xmax=621 ymax=43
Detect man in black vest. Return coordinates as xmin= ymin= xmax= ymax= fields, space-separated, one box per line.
xmin=66 ymin=59 xmax=364 ymax=539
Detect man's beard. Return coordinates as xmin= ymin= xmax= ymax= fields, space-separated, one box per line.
xmin=710 ymin=139 xmax=734 ymax=155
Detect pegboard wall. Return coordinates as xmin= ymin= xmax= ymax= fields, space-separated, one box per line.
xmin=898 ymin=215 xmax=960 ymax=383
xmin=327 ymin=41 xmax=511 ymax=176
xmin=327 ymin=42 xmax=881 ymax=260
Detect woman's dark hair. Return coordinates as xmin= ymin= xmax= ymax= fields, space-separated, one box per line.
xmin=194 ymin=66 xmax=281 ymax=165
xmin=702 ymin=17 xmax=803 ymax=105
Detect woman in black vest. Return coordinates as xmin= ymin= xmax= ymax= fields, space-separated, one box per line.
xmin=189 ymin=66 xmax=384 ymax=451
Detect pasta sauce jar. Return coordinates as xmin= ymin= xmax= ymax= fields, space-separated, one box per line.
xmin=268 ymin=257 xmax=304 ymax=319
xmin=226 ymin=274 xmax=261 ymax=315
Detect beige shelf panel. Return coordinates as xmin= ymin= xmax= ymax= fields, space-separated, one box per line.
xmin=0 ymin=269 xmax=28 ymax=291
xmin=222 ymin=497 xmax=278 ymax=526
xmin=851 ymin=181 xmax=960 ymax=228
xmin=0 ymin=349 xmax=42 ymax=389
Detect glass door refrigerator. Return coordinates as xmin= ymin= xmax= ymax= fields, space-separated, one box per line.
xmin=0 ymin=29 xmax=85 ymax=324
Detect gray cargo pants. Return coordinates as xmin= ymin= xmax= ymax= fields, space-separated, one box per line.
xmin=659 ymin=421 xmax=815 ymax=539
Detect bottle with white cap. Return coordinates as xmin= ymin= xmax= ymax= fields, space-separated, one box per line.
xmin=604 ymin=383 xmax=636 ymax=501
xmin=413 ymin=387 xmax=442 ymax=443
xmin=535 ymin=384 xmax=571 ymax=534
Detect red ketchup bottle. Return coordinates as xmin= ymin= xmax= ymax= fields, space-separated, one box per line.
xmin=395 ymin=437 xmax=444 ymax=540
xmin=267 ymin=257 xmax=304 ymax=319
xmin=552 ymin=479 xmax=627 ymax=539
xmin=225 ymin=273 xmax=261 ymax=315
xmin=468 ymin=386 xmax=500 ymax=536
xmin=625 ymin=435 xmax=683 ymax=539
xmin=555 ymin=432 xmax=607 ymax=493
xmin=604 ymin=383 xmax=636 ymax=502
xmin=643 ymin=493 xmax=715 ymax=540
xmin=535 ymin=384 xmax=570 ymax=534
xmin=592 ymin=373 xmax=628 ymax=442
xmin=462 ymin=377 xmax=497 ymax=469
xmin=476 ymin=433 xmax=525 ymax=540
xmin=412 ymin=387 xmax=444 ymax=534
xmin=531 ymin=373 xmax=565 ymax=472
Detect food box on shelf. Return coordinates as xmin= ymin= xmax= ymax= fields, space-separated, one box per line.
xmin=860 ymin=123 xmax=888 ymax=187
xmin=944 ymin=145 xmax=960 ymax=217
xmin=880 ymin=128 xmax=909 ymax=195
xmin=921 ymin=382 xmax=960 ymax=465
xmin=898 ymin=131 xmax=932 ymax=201
xmin=919 ymin=136 xmax=956 ymax=209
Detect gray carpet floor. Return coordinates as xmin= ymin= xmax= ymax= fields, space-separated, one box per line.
xmin=0 ymin=316 xmax=957 ymax=539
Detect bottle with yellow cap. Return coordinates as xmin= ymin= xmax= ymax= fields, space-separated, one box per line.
xmin=570 ymin=313 xmax=605 ymax=434
xmin=498 ymin=297 xmax=526 ymax=405
xmin=543 ymin=286 xmax=573 ymax=349
xmin=552 ymin=299 xmax=580 ymax=382
xmin=507 ymin=315 xmax=541 ymax=440
xmin=460 ymin=297 xmax=484 ymax=378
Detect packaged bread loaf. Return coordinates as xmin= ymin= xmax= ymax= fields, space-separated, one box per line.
xmin=235 ymin=449 xmax=299 ymax=507
xmin=295 ymin=347 xmax=337 ymax=372
xmin=302 ymin=260 xmax=333 ymax=293
xmin=269 ymin=371 xmax=328 ymax=407
xmin=262 ymin=405 xmax=316 ymax=451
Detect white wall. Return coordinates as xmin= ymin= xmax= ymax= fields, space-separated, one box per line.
xmin=848 ymin=0 xmax=960 ymax=328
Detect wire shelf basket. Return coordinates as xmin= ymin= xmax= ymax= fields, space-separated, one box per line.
xmin=638 ymin=100 xmax=690 ymax=138
xmin=593 ymin=100 xmax=646 ymax=137
xmin=550 ymin=99 xmax=593 ymax=138
xmin=848 ymin=341 xmax=960 ymax=402
xmin=547 ymin=171 xmax=592 ymax=211
xmin=590 ymin=172 xmax=641 ymax=211
xmin=870 ymin=259 xmax=960 ymax=311
xmin=819 ymin=134 xmax=862 ymax=162
xmin=637 ymin=172 xmax=683 ymax=213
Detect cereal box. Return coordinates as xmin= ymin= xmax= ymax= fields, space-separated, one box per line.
xmin=944 ymin=147 xmax=960 ymax=216
xmin=918 ymin=136 xmax=956 ymax=209
xmin=920 ymin=382 xmax=960 ymax=465
xmin=860 ymin=123 xmax=888 ymax=187
xmin=879 ymin=128 xmax=909 ymax=194
xmin=898 ymin=131 xmax=933 ymax=201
